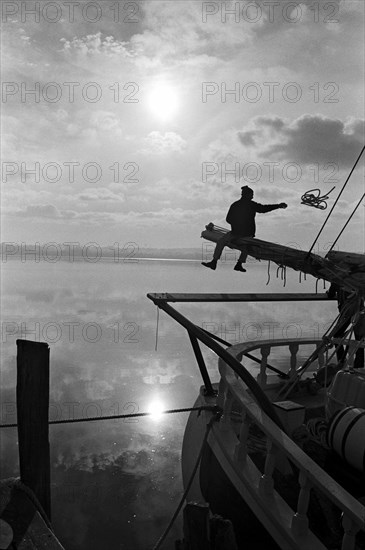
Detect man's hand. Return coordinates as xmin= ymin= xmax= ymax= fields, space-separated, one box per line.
xmin=279 ymin=203 xmax=288 ymax=209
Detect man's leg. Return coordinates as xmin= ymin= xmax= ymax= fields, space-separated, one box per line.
xmin=233 ymin=234 xmax=253 ymax=272
xmin=238 ymin=250 xmax=248 ymax=262
xmin=202 ymin=232 xmax=232 ymax=270
xmin=213 ymin=232 xmax=233 ymax=260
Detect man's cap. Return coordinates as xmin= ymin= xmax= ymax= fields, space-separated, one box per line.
xmin=241 ymin=185 xmax=253 ymax=194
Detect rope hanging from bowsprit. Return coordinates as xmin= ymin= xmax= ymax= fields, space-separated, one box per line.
xmin=276 ymin=265 xmax=287 ymax=287
xmin=307 ymin=145 xmax=365 ymax=256
xmin=266 ymin=260 xmax=271 ymax=285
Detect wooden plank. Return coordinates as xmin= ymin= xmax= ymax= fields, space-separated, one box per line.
xmin=147 ymin=292 xmax=334 ymax=303
xmin=16 ymin=339 xmax=51 ymax=520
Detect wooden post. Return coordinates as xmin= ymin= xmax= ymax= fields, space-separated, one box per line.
xmin=16 ymin=339 xmax=51 ymax=520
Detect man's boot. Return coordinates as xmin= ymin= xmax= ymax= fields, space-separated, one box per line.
xmin=202 ymin=259 xmax=217 ymax=270
xmin=234 ymin=262 xmax=246 ymax=272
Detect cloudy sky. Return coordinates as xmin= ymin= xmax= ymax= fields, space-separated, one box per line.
xmin=1 ymin=0 xmax=364 ymax=251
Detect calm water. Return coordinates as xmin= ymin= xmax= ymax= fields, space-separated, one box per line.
xmin=0 ymin=257 xmax=338 ymax=549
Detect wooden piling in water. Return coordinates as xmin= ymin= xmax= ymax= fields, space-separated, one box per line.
xmin=16 ymin=339 xmax=51 ymax=520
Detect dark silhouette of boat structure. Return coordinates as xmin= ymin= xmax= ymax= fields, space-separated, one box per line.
xmin=148 ymin=224 xmax=365 ymax=549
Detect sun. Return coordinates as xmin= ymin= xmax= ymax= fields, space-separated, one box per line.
xmin=147 ymin=400 xmax=165 ymax=420
xmin=147 ymin=83 xmax=179 ymax=121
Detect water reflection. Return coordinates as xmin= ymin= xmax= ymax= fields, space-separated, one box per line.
xmin=147 ymin=400 xmax=166 ymax=420
xmin=0 ymin=259 xmax=338 ymax=548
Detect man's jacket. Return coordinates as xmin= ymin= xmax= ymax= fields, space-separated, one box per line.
xmin=226 ymin=198 xmax=281 ymax=236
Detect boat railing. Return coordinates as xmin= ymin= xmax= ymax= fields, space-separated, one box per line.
xmin=231 ymin=337 xmax=365 ymax=389
xmin=229 ymin=337 xmax=326 ymax=387
xmin=216 ymin=354 xmax=365 ymax=550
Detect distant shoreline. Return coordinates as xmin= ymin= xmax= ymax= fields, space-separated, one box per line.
xmin=0 ymin=244 xmax=227 ymax=262
xmin=1 ymin=246 xmax=265 ymax=264
xmin=1 ymin=255 xmax=264 ymax=264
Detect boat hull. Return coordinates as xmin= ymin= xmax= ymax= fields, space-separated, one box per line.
xmin=182 ymin=388 xmax=283 ymax=549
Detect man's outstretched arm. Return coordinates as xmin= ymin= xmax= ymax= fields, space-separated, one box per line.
xmin=255 ymin=202 xmax=287 ymax=213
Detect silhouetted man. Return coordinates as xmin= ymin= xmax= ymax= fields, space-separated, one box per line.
xmin=202 ymin=186 xmax=287 ymax=272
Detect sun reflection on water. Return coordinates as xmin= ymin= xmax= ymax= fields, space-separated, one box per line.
xmin=147 ymin=400 xmax=165 ymax=420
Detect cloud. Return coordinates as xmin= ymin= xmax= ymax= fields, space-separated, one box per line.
xmin=50 ymin=109 xmax=124 ymax=144
xmin=236 ymin=114 xmax=364 ymax=167
xmin=60 ymin=32 xmax=133 ymax=59
xmin=139 ymin=132 xmax=187 ymax=155
xmin=89 ymin=111 xmax=122 ymax=132
xmin=23 ymin=204 xmax=60 ymax=218
xmin=261 ymin=115 xmax=364 ymax=166
xmin=77 ymin=187 xmax=125 ymax=202
xmin=129 ymin=0 xmax=260 ymax=69
xmin=1 ymin=0 xmax=363 ymax=249
xmin=11 ymin=204 xmax=123 ymax=225
xmin=253 ymin=117 xmax=285 ymax=132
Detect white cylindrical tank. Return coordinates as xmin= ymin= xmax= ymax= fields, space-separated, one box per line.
xmin=327 ymin=406 xmax=365 ymax=472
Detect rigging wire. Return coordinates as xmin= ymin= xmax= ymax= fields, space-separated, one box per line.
xmin=306 ymin=145 xmax=365 ymax=256
xmin=0 ymin=405 xmax=219 ymax=429
xmin=327 ymin=191 xmax=365 ymax=253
